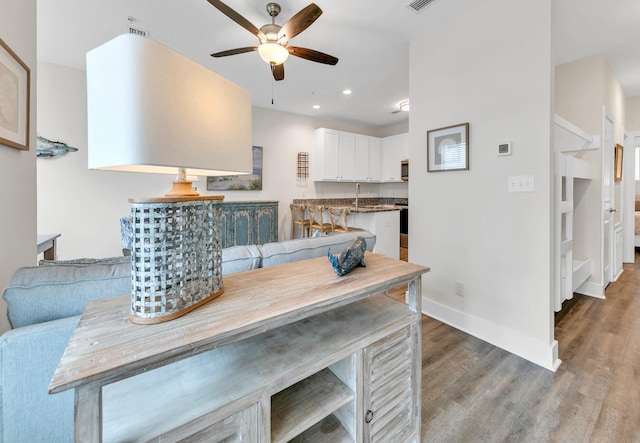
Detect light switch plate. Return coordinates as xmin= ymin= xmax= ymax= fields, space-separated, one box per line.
xmin=508 ymin=175 xmax=534 ymax=192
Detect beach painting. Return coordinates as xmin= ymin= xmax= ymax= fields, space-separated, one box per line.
xmin=207 ymin=146 xmax=263 ymax=191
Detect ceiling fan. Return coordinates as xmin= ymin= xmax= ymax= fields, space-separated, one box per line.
xmin=207 ymin=0 xmax=338 ymax=81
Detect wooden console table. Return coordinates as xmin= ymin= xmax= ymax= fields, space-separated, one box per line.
xmin=50 ymin=253 xmax=429 ymax=442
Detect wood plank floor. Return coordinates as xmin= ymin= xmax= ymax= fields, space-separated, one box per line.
xmin=417 ymin=254 xmax=640 ymax=442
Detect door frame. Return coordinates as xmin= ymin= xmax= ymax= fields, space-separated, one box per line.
xmin=622 ymin=130 xmax=638 ymax=263
xmin=602 ymin=107 xmax=614 ymax=287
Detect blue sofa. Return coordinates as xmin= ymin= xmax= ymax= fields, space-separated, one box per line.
xmin=0 ymin=231 xmax=375 ymax=442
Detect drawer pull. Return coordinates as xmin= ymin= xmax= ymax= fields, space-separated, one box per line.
xmin=365 ymin=409 xmax=374 ymax=423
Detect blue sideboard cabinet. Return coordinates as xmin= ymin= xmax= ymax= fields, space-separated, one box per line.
xmin=220 ymin=201 xmax=278 ymax=248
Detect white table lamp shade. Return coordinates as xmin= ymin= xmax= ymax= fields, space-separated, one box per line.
xmin=86 ymin=34 xmax=252 ymax=177
xmin=85 ymin=35 xmax=254 ymax=323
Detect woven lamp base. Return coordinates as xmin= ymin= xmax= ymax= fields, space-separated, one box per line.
xmin=128 ymin=195 xmax=224 ymax=324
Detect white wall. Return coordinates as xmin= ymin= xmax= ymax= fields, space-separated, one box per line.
xmin=37 ymin=61 xmax=408 ymax=259
xmin=409 ymin=0 xmax=557 ymax=369
xmin=0 ymin=0 xmax=37 ymax=333
xmin=628 ymin=96 xmax=640 ymax=132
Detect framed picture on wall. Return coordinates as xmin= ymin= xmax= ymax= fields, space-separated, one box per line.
xmin=427 ymin=123 xmax=469 ymax=172
xmin=206 ymin=146 xmax=263 ymax=190
xmin=0 ymin=37 xmax=30 ymax=151
xmin=614 ymin=143 xmax=623 ymax=182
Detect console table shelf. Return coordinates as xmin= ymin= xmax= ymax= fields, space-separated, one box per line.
xmin=271 ymin=367 xmax=355 ymax=443
xmin=50 ymin=253 xmax=429 ymax=442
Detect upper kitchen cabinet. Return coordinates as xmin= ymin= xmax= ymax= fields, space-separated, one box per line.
xmin=381 ymin=133 xmax=408 ymax=182
xmin=314 ymin=128 xmax=340 ymax=180
xmin=314 ymin=128 xmax=386 ymax=182
xmin=355 ymin=134 xmax=382 ymax=182
xmin=338 ymin=132 xmax=357 ymax=181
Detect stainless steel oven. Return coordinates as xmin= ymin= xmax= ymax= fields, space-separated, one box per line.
xmin=397 ymin=203 xmax=408 ymax=235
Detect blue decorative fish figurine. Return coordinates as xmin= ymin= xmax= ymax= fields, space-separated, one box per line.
xmin=328 ymin=237 xmax=367 ymax=276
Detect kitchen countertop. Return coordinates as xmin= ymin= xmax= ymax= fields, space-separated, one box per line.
xmin=293 ymin=198 xmax=407 ymax=213
xmin=344 ymin=204 xmax=402 ymax=213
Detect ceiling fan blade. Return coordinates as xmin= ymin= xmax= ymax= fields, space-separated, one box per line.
xmin=271 ymin=63 xmax=285 ymax=81
xmin=206 ymin=0 xmax=266 ymax=41
xmin=278 ymin=3 xmax=323 ymax=42
xmin=211 ymin=47 xmax=258 ymax=58
xmin=287 ymin=46 xmax=338 ymax=65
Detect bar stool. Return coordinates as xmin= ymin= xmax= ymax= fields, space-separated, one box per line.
xmin=290 ymin=203 xmax=310 ymax=238
xmin=307 ymin=205 xmax=332 ymax=236
xmin=327 ymin=206 xmax=360 ymax=233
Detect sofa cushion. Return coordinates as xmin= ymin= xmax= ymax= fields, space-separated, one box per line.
xmin=0 ymin=315 xmax=78 ymax=443
xmin=3 ymin=260 xmax=130 ymax=328
xmin=259 ymin=231 xmax=376 ymax=268
xmin=221 ymin=245 xmax=262 ymax=275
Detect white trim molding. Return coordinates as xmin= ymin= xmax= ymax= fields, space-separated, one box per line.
xmin=422 ymin=297 xmax=561 ymax=372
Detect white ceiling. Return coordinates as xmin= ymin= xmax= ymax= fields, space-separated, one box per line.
xmin=37 ymin=0 xmax=640 ymax=130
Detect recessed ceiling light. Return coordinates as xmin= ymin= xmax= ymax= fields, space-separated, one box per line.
xmin=342 ymin=89 xmax=352 ymax=95
xmin=313 ymin=105 xmax=320 ymax=109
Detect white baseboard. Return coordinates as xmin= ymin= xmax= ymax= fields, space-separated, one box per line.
xmin=422 ymin=297 xmax=561 ymax=372
xmin=575 ymin=280 xmax=605 ymax=299
xmin=614 ymin=269 xmax=623 ymax=282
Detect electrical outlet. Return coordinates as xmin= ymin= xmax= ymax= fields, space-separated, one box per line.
xmin=455 ymin=280 xmax=464 ymax=297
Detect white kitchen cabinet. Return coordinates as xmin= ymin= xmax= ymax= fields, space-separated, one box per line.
xmin=314 ymin=128 xmax=356 ymax=181
xmin=314 ymin=128 xmax=340 ymax=180
xmin=339 ymin=132 xmax=357 ymax=180
xmin=315 ymin=128 xmax=384 ymax=182
xmin=369 ymin=137 xmax=382 ymax=181
xmin=355 ymin=135 xmax=382 ymax=182
xmin=381 ymin=133 xmax=408 ymax=182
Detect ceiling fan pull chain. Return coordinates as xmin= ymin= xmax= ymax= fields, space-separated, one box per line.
xmin=272 ymin=76 xmax=275 ymax=105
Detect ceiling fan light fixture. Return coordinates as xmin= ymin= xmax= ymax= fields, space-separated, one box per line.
xmin=258 ymin=42 xmax=289 ymax=65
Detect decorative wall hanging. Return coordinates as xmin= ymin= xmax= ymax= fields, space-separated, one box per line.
xmin=207 ymin=146 xmax=263 ymax=190
xmin=427 ymin=122 xmax=469 ymax=172
xmin=0 ymin=37 xmax=30 ymax=151
xmin=36 ymin=136 xmax=78 ymax=158
xmin=297 ymin=151 xmax=309 ymax=180
xmin=614 ymin=143 xmax=623 ymax=182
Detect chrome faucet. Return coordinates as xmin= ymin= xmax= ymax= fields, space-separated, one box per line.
xmin=354 ymin=183 xmax=360 ymax=210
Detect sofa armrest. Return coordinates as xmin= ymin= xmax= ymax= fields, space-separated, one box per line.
xmin=3 ymin=260 xmax=129 ymax=328
xmin=0 ymin=316 xmax=79 ymax=443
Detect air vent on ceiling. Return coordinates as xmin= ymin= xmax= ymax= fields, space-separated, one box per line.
xmin=406 ymin=0 xmax=439 ymax=13
xmin=127 ymin=26 xmax=149 ymax=37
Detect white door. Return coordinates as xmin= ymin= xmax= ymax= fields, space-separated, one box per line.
xmin=602 ymin=108 xmax=615 ymax=287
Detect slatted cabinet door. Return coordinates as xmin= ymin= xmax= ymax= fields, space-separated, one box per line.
xmin=154 ymin=404 xmax=259 ymax=443
xmin=363 ymin=324 xmax=419 ymax=443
